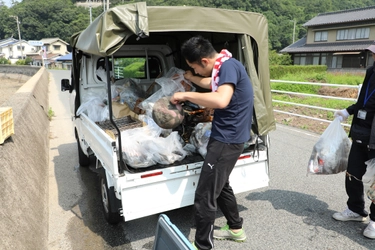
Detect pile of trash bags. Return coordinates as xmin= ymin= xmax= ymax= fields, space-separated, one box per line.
xmin=77 ymin=67 xmax=211 ymax=168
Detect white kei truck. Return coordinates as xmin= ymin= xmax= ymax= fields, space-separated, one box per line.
xmin=61 ymin=2 xmax=276 ymax=224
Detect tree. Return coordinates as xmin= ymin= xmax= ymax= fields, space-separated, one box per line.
xmin=8 ymin=0 xmax=102 ymax=43
xmin=1 ymin=0 xmax=374 ymax=51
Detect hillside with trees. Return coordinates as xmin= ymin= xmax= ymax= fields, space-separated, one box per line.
xmin=0 ymin=0 xmax=375 ymax=51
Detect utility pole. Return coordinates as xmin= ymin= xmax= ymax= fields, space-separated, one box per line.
xmin=89 ymin=0 xmax=92 ymax=23
xmin=290 ymin=19 xmax=296 ymax=44
xmin=10 ymin=15 xmax=23 ymax=59
xmin=103 ymin=0 xmax=109 ymax=12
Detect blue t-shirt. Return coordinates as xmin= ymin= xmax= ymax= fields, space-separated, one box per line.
xmin=211 ymin=58 xmax=254 ymax=144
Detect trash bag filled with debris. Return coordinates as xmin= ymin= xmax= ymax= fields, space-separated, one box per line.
xmin=190 ymin=122 xmax=212 ymax=158
xmin=307 ymin=117 xmax=351 ymax=175
xmin=120 ymin=126 xmax=187 ymax=168
xmin=76 ymin=90 xmax=109 ymax=122
xmin=138 ymin=67 xmax=194 ymax=116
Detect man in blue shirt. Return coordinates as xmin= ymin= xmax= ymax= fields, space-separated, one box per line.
xmin=170 ymin=36 xmax=254 ymax=250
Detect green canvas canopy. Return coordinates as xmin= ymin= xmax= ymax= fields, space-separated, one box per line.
xmin=71 ymin=2 xmax=275 ymax=135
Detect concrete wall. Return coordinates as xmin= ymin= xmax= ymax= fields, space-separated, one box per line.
xmin=0 ymin=66 xmax=49 ymax=250
xmin=0 ymin=64 xmax=41 ymax=76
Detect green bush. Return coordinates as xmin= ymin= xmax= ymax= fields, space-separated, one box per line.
xmin=270 ymin=65 xmax=327 ymax=79
xmin=0 ymin=57 xmax=11 ymax=64
xmin=123 ymin=61 xmax=144 ymax=78
xmin=25 ymin=57 xmax=33 ymax=65
xmin=13 ymin=57 xmax=33 ymax=66
xmin=269 ymin=50 xmax=292 ymax=65
xmin=15 ymin=59 xmax=26 ymax=65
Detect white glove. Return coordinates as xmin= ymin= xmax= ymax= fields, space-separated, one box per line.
xmin=334 ymin=109 xmax=349 ymax=122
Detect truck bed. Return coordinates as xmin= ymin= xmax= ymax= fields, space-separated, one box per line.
xmin=93 ymin=115 xmax=264 ymax=174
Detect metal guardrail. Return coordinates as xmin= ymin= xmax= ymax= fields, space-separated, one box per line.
xmin=270 ymin=79 xmax=361 ymax=128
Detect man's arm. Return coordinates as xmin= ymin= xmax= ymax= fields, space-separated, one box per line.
xmin=171 ymin=83 xmax=234 ymax=109
xmin=184 ymin=70 xmax=211 ymax=89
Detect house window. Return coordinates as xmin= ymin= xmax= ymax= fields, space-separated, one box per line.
xmin=331 ymin=55 xmax=343 ymax=68
xmin=337 ymin=27 xmax=370 ymax=40
xmin=293 ymin=53 xmax=307 ymax=65
xmin=314 ymin=31 xmax=328 ymax=42
xmin=321 ymin=53 xmax=327 ymax=66
xmin=357 ymin=28 xmax=370 ymax=39
xmin=368 ymin=52 xmax=374 ymax=67
xmin=53 ymin=45 xmax=61 ymax=50
xmin=17 ymin=46 xmax=25 ymax=51
xmin=312 ymin=53 xmax=320 ymax=65
xmin=293 ymin=54 xmax=301 ymax=65
xmin=294 ymin=55 xmax=300 ymax=65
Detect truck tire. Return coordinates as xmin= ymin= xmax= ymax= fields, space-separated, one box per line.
xmin=75 ymin=129 xmax=90 ymax=167
xmin=100 ymin=174 xmax=122 ymax=224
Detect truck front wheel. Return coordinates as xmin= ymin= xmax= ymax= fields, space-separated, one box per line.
xmin=100 ymin=174 xmax=122 ymax=224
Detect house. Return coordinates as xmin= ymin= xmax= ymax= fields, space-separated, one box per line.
xmin=0 ymin=37 xmax=33 ymax=63
xmin=55 ymin=52 xmax=72 ymax=70
xmin=30 ymin=37 xmax=69 ymax=67
xmin=280 ymin=6 xmax=375 ymax=70
xmin=28 ymin=38 xmax=69 ymax=67
xmin=40 ymin=37 xmax=69 ymax=55
xmin=0 ymin=37 xmax=70 ymax=66
xmin=31 ymin=53 xmax=62 ymax=67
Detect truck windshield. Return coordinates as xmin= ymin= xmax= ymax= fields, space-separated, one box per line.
xmin=98 ymin=56 xmax=162 ymax=81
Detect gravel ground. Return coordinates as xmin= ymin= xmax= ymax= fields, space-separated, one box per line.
xmin=0 ymin=74 xmax=30 ymax=106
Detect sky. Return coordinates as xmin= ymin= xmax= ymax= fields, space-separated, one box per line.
xmin=3 ymin=0 xmax=17 ymax=7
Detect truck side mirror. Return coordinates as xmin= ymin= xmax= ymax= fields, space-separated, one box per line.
xmin=61 ymin=79 xmax=73 ymax=92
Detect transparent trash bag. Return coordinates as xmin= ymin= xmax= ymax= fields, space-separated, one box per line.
xmin=364 ymin=158 xmax=375 ymax=204
xmin=119 ymin=78 xmax=146 ymax=110
xmin=138 ymin=67 xmax=194 ymax=112
xmin=190 ymin=122 xmax=212 ymax=158
xmin=76 ymin=90 xmax=109 ymax=122
xmin=121 ymin=127 xmax=187 ymax=168
xmin=307 ymin=117 xmax=351 ymax=175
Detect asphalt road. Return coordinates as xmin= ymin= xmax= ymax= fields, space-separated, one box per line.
xmin=47 ymin=69 xmax=374 ymax=250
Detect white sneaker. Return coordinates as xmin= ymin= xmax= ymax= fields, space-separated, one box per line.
xmin=364 ymin=220 xmax=375 ymax=239
xmin=332 ymin=208 xmax=366 ymax=222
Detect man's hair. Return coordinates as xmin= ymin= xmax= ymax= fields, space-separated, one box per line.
xmin=181 ymin=36 xmax=216 ymax=65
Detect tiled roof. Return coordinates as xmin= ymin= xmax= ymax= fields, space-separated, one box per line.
xmin=41 ymin=37 xmax=69 ymax=45
xmin=304 ymin=6 xmax=375 ymax=27
xmin=56 ymin=53 xmax=72 ymax=61
xmin=280 ymin=37 xmax=374 ymax=53
xmin=0 ymin=39 xmax=27 ymax=48
xmin=0 ymin=38 xmax=18 ymax=46
xmin=31 ymin=53 xmax=62 ymax=60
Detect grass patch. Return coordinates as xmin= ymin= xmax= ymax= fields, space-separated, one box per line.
xmin=272 ymin=93 xmax=354 ymax=110
xmin=48 ymin=107 xmax=55 ymax=121
xmin=272 ymin=71 xmax=361 ymax=111
xmin=271 ymin=70 xmax=362 ymax=132
xmin=276 ymin=71 xmax=364 ymax=85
